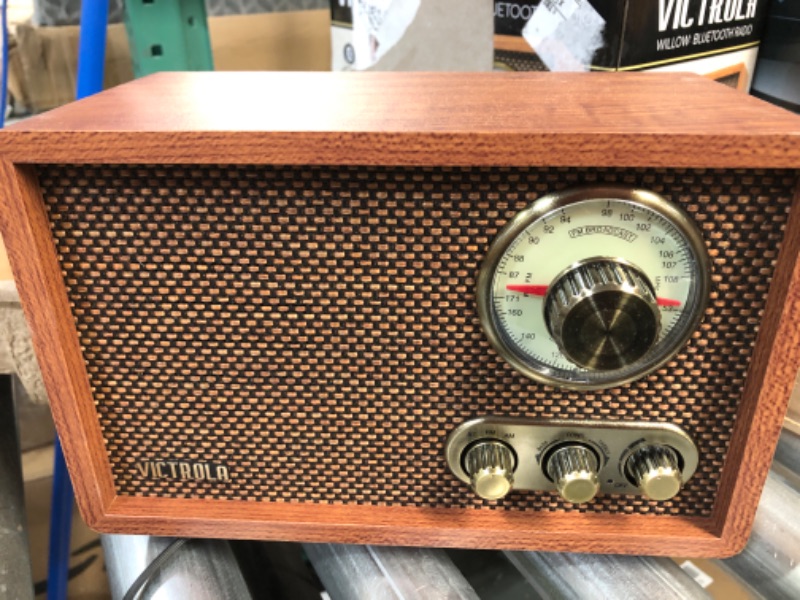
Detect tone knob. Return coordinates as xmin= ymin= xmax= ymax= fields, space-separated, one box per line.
xmin=626 ymin=445 xmax=683 ymax=501
xmin=545 ymin=259 xmax=661 ymax=371
xmin=463 ymin=440 xmax=516 ymax=501
xmin=546 ymin=444 xmax=600 ymax=504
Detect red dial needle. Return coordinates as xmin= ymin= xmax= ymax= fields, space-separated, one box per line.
xmin=505 ymin=284 xmax=549 ymax=296
xmin=505 ymin=284 xmax=682 ymax=307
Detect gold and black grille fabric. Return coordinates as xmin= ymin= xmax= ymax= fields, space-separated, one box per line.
xmin=39 ymin=165 xmax=795 ymax=516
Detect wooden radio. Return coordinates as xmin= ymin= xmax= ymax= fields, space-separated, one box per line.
xmin=1 ymin=72 xmax=799 ymax=557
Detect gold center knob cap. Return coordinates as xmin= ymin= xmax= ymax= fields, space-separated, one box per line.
xmin=545 ymin=259 xmax=661 ymax=372
xmin=627 ymin=445 xmax=683 ymax=501
xmin=546 ymin=445 xmax=600 ymax=504
xmin=463 ymin=440 xmax=516 ymax=501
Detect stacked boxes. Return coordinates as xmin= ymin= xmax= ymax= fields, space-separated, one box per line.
xmin=331 ymin=1 xmax=770 ymax=90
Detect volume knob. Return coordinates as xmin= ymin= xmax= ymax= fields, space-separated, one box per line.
xmin=546 ymin=445 xmax=600 ymax=504
xmin=545 ymin=259 xmax=661 ymax=371
xmin=627 ymin=445 xmax=683 ymax=501
xmin=463 ymin=441 xmax=516 ymax=501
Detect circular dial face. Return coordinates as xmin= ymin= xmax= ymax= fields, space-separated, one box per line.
xmin=477 ymin=186 xmax=711 ymax=390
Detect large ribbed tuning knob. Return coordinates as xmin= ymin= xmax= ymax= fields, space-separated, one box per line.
xmin=546 ymin=445 xmax=600 ymax=504
xmin=626 ymin=445 xmax=683 ymax=501
xmin=463 ymin=440 xmax=516 ymax=501
xmin=545 ymin=259 xmax=661 ymax=371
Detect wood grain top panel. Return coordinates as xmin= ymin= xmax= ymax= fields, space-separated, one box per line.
xmin=5 ymin=71 xmax=797 ymax=135
xmin=0 ymin=72 xmax=798 ymax=167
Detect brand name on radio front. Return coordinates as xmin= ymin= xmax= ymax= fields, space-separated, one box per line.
xmin=136 ymin=461 xmax=230 ymax=481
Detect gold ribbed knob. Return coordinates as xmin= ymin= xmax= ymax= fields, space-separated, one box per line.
xmin=627 ymin=445 xmax=683 ymax=501
xmin=546 ymin=445 xmax=600 ymax=504
xmin=545 ymin=259 xmax=661 ymax=371
xmin=463 ymin=440 xmax=515 ymax=501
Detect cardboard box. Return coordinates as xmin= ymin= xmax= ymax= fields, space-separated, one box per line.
xmin=332 ymin=1 xmax=769 ymax=90
xmin=493 ymin=1 xmax=623 ymax=72
xmin=9 ymin=9 xmax=332 ymax=114
xmin=210 ymin=10 xmax=331 ymax=72
xmin=10 ymin=21 xmax=133 ymax=114
xmin=330 ymin=0 xmax=492 ymax=71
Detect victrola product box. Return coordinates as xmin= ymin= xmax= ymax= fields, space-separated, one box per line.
xmin=333 ymin=1 xmax=769 ymax=90
xmin=498 ymin=0 xmax=770 ymax=90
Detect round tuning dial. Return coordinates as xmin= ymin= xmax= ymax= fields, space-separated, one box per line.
xmin=463 ymin=440 xmax=516 ymax=501
xmin=545 ymin=259 xmax=661 ymax=371
xmin=626 ymin=445 xmax=683 ymax=501
xmin=477 ymin=187 xmax=711 ymax=389
xmin=546 ymin=445 xmax=600 ymax=504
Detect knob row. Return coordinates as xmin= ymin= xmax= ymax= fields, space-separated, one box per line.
xmin=463 ymin=440 xmax=682 ymax=504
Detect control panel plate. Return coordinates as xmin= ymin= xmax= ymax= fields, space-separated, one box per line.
xmin=445 ymin=418 xmax=699 ymax=497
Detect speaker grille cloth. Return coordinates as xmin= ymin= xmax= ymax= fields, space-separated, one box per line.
xmin=39 ymin=165 xmax=796 ymax=516
xmin=494 ymin=49 xmax=548 ymax=72
xmin=715 ymin=72 xmax=742 ymax=90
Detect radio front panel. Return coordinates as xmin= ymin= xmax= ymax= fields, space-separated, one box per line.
xmin=1 ymin=72 xmax=799 ymax=557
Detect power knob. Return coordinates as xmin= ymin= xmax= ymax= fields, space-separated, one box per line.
xmin=463 ymin=440 xmax=516 ymax=501
xmin=545 ymin=259 xmax=661 ymax=371
xmin=626 ymin=445 xmax=683 ymax=501
xmin=545 ymin=445 xmax=600 ymax=504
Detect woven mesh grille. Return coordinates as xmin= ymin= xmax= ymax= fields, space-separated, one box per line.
xmin=39 ymin=165 xmax=796 ymax=516
xmin=494 ymin=49 xmax=548 ymax=71
xmin=714 ymin=73 xmax=742 ymax=90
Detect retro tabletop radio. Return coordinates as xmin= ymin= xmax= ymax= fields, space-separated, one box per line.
xmin=1 ymin=72 xmax=799 ymax=557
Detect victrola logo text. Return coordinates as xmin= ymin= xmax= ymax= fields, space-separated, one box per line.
xmin=136 ymin=461 xmax=230 ymax=481
xmin=659 ymin=0 xmax=757 ymax=32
